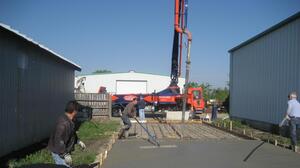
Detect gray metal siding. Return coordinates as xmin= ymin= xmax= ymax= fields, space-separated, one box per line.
xmin=230 ymin=17 xmax=300 ymax=125
xmin=0 ymin=29 xmax=75 ymax=157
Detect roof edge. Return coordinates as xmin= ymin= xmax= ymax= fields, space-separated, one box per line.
xmin=0 ymin=23 xmax=81 ymax=71
xmin=228 ymin=11 xmax=300 ymax=53
xmin=76 ymin=71 xmax=185 ymax=79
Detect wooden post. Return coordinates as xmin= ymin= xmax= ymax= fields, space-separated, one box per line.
xmin=104 ymin=150 xmax=108 ymax=159
xmin=229 ymin=121 xmax=232 ymax=131
xmin=99 ymin=153 xmax=103 ymax=167
xmin=108 ymin=94 xmax=112 ymax=119
xmin=243 ymin=129 xmax=246 ymax=135
xmin=275 ymin=139 xmax=278 ymax=146
xmin=217 ymin=123 xmax=220 ymax=127
xmin=112 ymin=134 xmax=115 ymax=144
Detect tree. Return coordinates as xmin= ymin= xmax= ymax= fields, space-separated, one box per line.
xmin=213 ymin=87 xmax=229 ymax=102
xmin=92 ymin=69 xmax=112 ymax=74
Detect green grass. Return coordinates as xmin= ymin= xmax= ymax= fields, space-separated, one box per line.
xmin=8 ymin=120 xmax=120 ymax=168
xmin=78 ymin=120 xmax=119 ymax=140
xmin=8 ymin=150 xmax=53 ymax=168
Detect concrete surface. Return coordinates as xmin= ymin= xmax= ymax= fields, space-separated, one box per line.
xmin=102 ymin=139 xmax=300 ymax=168
xmin=128 ymin=123 xmax=239 ymax=140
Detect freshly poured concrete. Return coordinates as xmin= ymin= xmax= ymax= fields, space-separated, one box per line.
xmin=102 ymin=139 xmax=300 ymax=168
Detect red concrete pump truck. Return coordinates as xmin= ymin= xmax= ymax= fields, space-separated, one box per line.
xmin=111 ymin=0 xmax=205 ymax=117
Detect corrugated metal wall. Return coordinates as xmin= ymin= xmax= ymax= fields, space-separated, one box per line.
xmin=0 ymin=28 xmax=75 ymax=157
xmin=230 ymin=17 xmax=300 ymax=125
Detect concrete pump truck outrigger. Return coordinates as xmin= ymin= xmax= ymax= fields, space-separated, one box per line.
xmin=111 ymin=0 xmax=205 ymax=117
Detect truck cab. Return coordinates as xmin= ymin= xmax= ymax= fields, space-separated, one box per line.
xmin=187 ymin=87 xmax=205 ymax=114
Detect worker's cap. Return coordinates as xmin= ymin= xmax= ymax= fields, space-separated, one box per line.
xmin=289 ymin=92 xmax=297 ymax=98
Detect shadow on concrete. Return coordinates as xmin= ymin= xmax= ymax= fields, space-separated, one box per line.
xmin=243 ymin=141 xmax=265 ymax=162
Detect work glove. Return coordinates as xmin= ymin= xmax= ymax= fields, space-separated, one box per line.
xmin=78 ymin=140 xmax=86 ymax=150
xmin=61 ymin=153 xmax=72 ymax=165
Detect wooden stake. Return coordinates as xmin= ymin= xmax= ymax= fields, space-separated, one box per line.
xmin=229 ymin=121 xmax=232 ymax=131
xmin=275 ymin=139 xmax=278 ymax=146
xmin=243 ymin=129 xmax=246 ymax=135
xmin=104 ymin=150 xmax=108 ymax=159
xmin=99 ymin=153 xmax=103 ymax=167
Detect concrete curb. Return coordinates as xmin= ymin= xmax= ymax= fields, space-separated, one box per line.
xmin=93 ymin=129 xmax=121 ymax=168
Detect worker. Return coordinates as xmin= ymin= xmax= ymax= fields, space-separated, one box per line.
xmin=138 ymin=96 xmax=146 ymax=123
xmin=211 ymin=102 xmax=218 ymax=121
xmin=121 ymin=98 xmax=138 ymax=138
xmin=284 ymin=92 xmax=300 ymax=152
xmin=47 ymin=100 xmax=86 ymax=167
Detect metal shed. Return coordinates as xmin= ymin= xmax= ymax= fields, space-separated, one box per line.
xmin=0 ymin=23 xmax=81 ymax=157
xmin=229 ymin=12 xmax=300 ymax=130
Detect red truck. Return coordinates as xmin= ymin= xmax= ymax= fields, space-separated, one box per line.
xmin=110 ymin=0 xmax=205 ymax=117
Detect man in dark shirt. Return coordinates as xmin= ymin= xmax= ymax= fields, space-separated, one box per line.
xmin=138 ymin=96 xmax=146 ymax=122
xmin=48 ymin=101 xmax=86 ymax=167
xmin=121 ymin=98 xmax=137 ymax=138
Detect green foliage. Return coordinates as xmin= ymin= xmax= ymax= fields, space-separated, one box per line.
xmin=212 ymin=87 xmax=229 ymax=102
xmin=78 ymin=120 xmax=119 ymax=140
xmin=72 ymin=146 xmax=96 ymax=165
xmin=8 ymin=150 xmax=53 ymax=168
xmin=92 ymin=69 xmax=112 ymax=74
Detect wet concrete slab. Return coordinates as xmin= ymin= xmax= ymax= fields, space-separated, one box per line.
xmin=102 ymin=139 xmax=300 ymax=168
xmin=128 ymin=123 xmax=239 ymax=140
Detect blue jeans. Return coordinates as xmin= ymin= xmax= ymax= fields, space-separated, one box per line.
xmin=139 ymin=109 xmax=145 ymax=121
xmin=51 ymin=152 xmax=70 ymax=167
xmin=121 ymin=115 xmax=132 ymax=130
xmin=290 ymin=117 xmax=300 ymax=146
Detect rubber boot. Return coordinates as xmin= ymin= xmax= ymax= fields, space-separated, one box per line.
xmin=124 ymin=130 xmax=129 ymax=139
xmin=292 ymin=145 xmax=298 ymax=152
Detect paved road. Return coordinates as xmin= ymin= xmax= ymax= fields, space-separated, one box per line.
xmin=102 ymin=139 xmax=300 ymax=168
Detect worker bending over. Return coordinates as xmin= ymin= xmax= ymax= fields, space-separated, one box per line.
xmin=48 ymin=100 xmax=86 ymax=167
xmin=121 ymin=98 xmax=138 ymax=138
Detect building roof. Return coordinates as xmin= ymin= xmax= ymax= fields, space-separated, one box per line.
xmin=0 ymin=23 xmax=81 ymax=71
xmin=77 ymin=70 xmax=185 ymax=79
xmin=229 ymin=11 xmax=300 ymax=53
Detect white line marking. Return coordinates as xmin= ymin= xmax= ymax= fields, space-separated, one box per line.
xmin=139 ymin=145 xmax=177 ymax=149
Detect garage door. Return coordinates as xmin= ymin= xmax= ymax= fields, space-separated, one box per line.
xmin=116 ymin=80 xmax=147 ymax=94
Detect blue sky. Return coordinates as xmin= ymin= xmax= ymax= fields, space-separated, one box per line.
xmin=0 ymin=0 xmax=299 ymax=87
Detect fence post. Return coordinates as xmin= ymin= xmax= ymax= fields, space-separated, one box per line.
xmin=229 ymin=121 xmax=232 ymax=131
xmin=108 ymin=93 xmax=112 ymax=119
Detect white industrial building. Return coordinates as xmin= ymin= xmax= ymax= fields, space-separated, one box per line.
xmin=75 ymin=71 xmax=185 ymax=94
